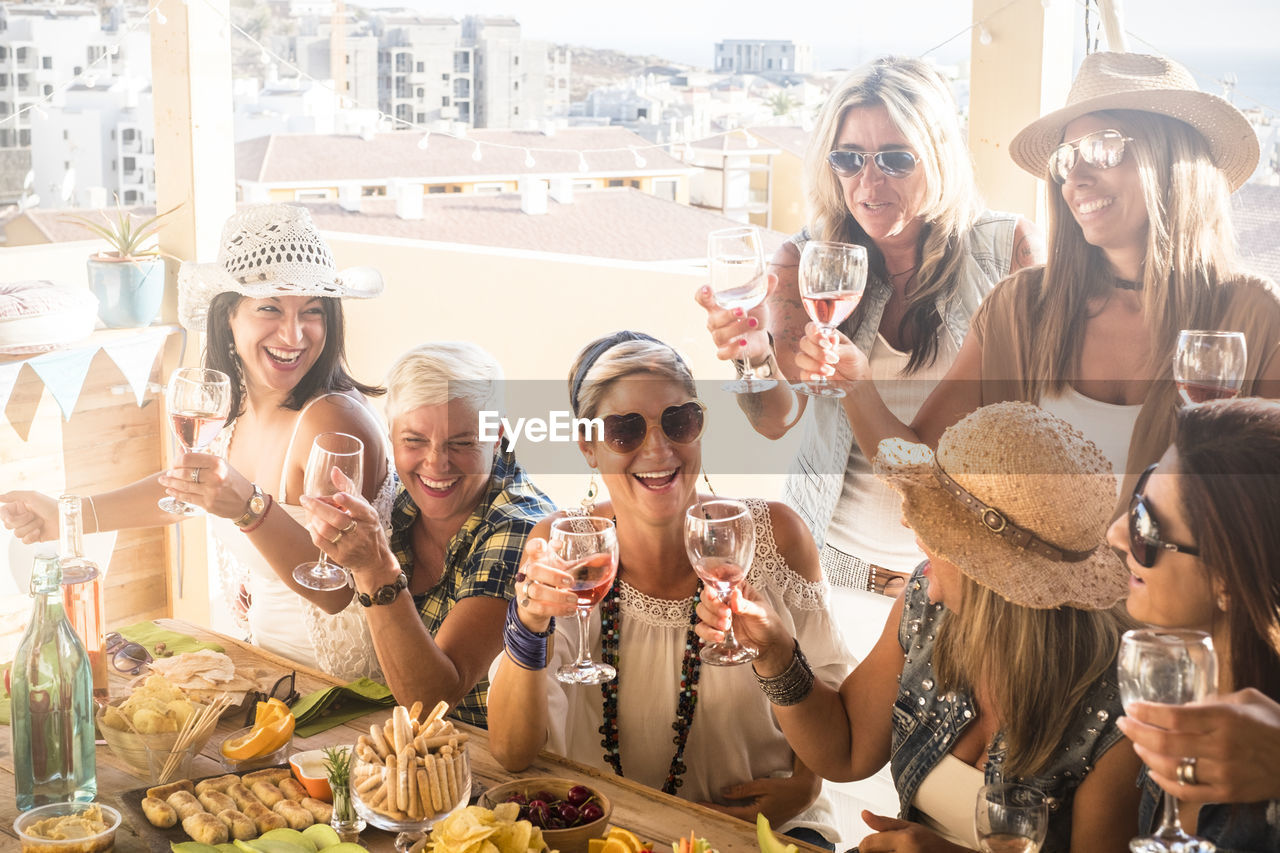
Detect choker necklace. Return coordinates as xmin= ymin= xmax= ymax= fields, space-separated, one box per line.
xmin=598 ymin=573 xmax=703 ymax=795
xmin=1114 ymin=278 xmax=1142 ymax=291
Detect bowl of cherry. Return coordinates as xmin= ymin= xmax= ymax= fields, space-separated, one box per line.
xmin=480 ymin=777 xmax=611 ymax=853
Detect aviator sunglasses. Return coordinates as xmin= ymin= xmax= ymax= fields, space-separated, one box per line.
xmin=600 ymin=400 xmax=706 ymax=454
xmin=826 ymin=148 xmax=919 ymax=179
xmin=1128 ymin=463 xmax=1200 ymax=568
xmin=1049 ymin=129 xmax=1134 ymax=185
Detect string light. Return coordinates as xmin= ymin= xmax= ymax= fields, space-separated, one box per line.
xmin=577 ymin=152 xmax=588 ymax=172
xmin=416 ymin=132 xmax=430 ymax=150
xmin=978 ymin=25 xmax=993 ymax=46
xmin=631 ymin=147 xmax=646 ymax=168
xmin=471 ymin=141 xmax=483 ymax=161
xmin=524 ymin=148 xmax=536 ymax=167
xmin=154 ymin=9 xmax=167 ymax=25
xmin=742 ymin=129 xmax=758 ymax=148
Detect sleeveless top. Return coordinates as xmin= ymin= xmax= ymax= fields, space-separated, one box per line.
xmin=208 ymin=392 xmax=395 ymax=681
xmin=783 ymin=211 xmax=1019 ymax=554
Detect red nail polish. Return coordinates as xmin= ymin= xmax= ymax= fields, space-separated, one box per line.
xmin=734 ymin=308 xmax=744 ymax=317
xmin=738 ymin=339 xmax=748 ymax=347
xmin=748 ymin=317 xmax=759 ymax=328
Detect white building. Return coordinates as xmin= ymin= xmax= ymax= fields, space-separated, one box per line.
xmin=279 ymin=16 xmax=380 ymax=114
xmin=713 ymin=39 xmax=812 ymax=76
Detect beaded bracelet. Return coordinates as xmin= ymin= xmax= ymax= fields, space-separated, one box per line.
xmin=238 ymin=493 xmax=273 ymax=534
xmin=752 ymin=639 xmax=815 ymax=706
xmin=503 ymin=597 xmax=555 ymax=671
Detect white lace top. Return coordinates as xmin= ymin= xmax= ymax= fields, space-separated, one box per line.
xmin=538 ymin=499 xmax=852 ymax=843
xmin=207 ymin=393 xmax=395 ymax=682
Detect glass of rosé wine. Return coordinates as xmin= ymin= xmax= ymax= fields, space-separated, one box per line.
xmin=1174 ymin=330 xmax=1247 ymax=405
xmin=795 ymin=240 xmax=867 ymax=398
xmin=552 ymin=516 xmax=620 ymax=685
xmin=293 ymin=432 xmax=365 ymax=591
xmin=974 ymin=783 xmax=1048 ymax=853
xmin=684 ymin=499 xmax=757 ymax=665
xmin=159 ymin=367 xmax=232 ymax=515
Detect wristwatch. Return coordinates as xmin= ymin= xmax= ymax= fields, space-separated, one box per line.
xmin=357 ymin=572 xmax=409 ymax=607
xmin=233 ymin=483 xmax=267 ymax=529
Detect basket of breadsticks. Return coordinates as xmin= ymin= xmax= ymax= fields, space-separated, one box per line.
xmin=351 ymin=700 xmax=471 ymax=832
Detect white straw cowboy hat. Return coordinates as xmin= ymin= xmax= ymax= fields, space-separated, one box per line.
xmin=178 ymin=203 xmax=382 ymax=331
xmin=874 ymin=402 xmax=1128 ymax=610
xmin=1010 ymin=51 xmax=1259 ymax=192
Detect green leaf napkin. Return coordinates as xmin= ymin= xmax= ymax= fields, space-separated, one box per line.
xmin=291 ymin=677 xmax=395 ymax=738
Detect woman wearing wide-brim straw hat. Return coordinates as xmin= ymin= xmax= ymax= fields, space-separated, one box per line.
xmin=698 ymin=402 xmax=1141 ymax=852
xmin=0 ymin=203 xmax=393 ymax=681
xmin=792 ymin=51 xmax=1280 ymax=515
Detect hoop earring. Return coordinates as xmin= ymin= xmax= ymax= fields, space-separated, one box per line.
xmin=701 ymin=467 xmax=717 ymax=497
xmin=581 ymin=472 xmax=599 ymax=514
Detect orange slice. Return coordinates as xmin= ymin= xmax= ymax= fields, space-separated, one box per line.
xmin=254 ymin=696 xmax=291 ymax=727
xmin=221 ymin=711 xmax=295 ymax=760
xmin=608 ymin=828 xmax=643 ymax=853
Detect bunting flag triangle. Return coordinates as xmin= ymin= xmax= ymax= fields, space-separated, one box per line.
xmin=102 ymin=328 xmax=169 ymax=405
xmin=27 ymin=347 xmax=98 ymax=421
xmin=0 ymin=361 xmax=22 ymax=415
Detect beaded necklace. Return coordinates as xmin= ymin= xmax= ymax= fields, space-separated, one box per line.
xmin=597 ymin=572 xmax=703 ymax=795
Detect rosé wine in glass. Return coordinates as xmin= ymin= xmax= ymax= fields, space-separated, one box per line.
xmin=796 ymin=241 xmax=867 ymax=399
xmin=159 ymin=367 xmax=231 ymax=516
xmin=685 ymin=499 xmax=757 ymax=666
xmin=552 ymin=517 xmax=619 ymax=685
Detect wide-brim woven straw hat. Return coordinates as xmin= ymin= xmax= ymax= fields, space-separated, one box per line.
xmin=178 ymin=203 xmax=382 ymax=331
xmin=1010 ymin=51 xmax=1259 ymax=191
xmin=874 ymin=402 xmax=1128 ymax=610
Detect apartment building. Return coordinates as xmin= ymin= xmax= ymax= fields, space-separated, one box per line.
xmin=713 ymin=39 xmax=812 ymax=76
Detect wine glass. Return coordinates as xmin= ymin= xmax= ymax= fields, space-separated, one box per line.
xmin=159 ymin=367 xmax=232 ymax=515
xmin=1174 ymin=330 xmax=1247 ymax=405
xmin=974 ymin=783 xmax=1049 ymax=853
xmin=293 ymin=432 xmax=365 ymax=591
xmin=795 ymin=240 xmax=867 ymax=398
xmin=708 ymin=226 xmax=776 ymax=394
xmin=1118 ymin=629 xmax=1218 ymax=853
xmin=552 ymin=516 xmax=620 ymax=685
xmin=684 ymin=499 xmax=757 ymax=665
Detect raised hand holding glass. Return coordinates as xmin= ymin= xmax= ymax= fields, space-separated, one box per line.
xmin=1174 ymin=330 xmax=1247 ymax=405
xmin=293 ymin=432 xmax=364 ymax=592
xmin=159 ymin=367 xmax=231 ymax=515
xmin=796 ymin=241 xmax=867 ymax=398
xmin=684 ymin=499 xmax=757 ymax=665
xmin=551 ymin=516 xmax=619 ymax=685
xmin=708 ymin=226 xmax=776 ymax=394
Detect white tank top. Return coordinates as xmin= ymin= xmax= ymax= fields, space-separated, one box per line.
xmin=1040 ymin=387 xmax=1142 ymax=494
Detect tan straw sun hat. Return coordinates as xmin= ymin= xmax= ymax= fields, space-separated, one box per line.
xmin=1009 ymin=51 xmax=1259 ymax=191
xmin=874 ymin=402 xmax=1128 ymax=610
xmin=177 ymin=203 xmax=382 ymax=331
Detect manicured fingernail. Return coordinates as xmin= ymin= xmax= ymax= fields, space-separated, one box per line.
xmin=733 ymin=308 xmax=744 ymax=317
xmin=748 ymin=317 xmax=758 ymax=328
xmin=738 ymin=338 xmax=748 ymax=347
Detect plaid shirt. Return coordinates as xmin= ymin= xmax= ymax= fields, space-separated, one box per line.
xmin=387 ymin=448 xmax=553 ymax=728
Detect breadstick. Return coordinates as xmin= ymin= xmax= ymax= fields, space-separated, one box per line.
xmin=355 ymin=772 xmax=382 ymax=794
xmin=397 ymin=744 xmax=415 ymax=814
xmin=425 ymin=700 xmax=449 ymax=724
xmin=417 ymin=732 xmax=471 ymax=751
xmin=441 ymin=751 xmax=458 ymax=808
xmin=368 ymin=722 xmax=390 ymax=760
xmin=406 ymin=756 xmax=421 ymax=819
xmin=423 ymin=719 xmax=444 ymax=738
xmin=416 ymin=767 xmax=432 ymax=817
xmin=385 ymin=751 xmax=399 ymax=813
xmin=393 ymin=705 xmax=412 ymax=753
xmin=425 ymin=753 xmax=444 ymax=813
xmin=409 ymin=700 xmax=423 ymax=723
xmin=454 ymin=745 xmax=467 ymax=796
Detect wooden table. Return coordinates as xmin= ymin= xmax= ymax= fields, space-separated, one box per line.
xmin=2 ymin=619 xmax=815 ymax=853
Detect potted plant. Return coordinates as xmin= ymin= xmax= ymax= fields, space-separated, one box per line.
xmin=62 ymin=201 xmax=180 ymax=329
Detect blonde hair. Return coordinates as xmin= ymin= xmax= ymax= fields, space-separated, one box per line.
xmin=385 ymin=342 xmax=504 ymax=425
xmin=1025 ymin=109 xmax=1241 ymax=397
xmin=933 ymin=572 xmax=1129 ymax=779
xmin=804 ymin=56 xmax=984 ymax=372
xmin=568 ymin=337 xmax=696 ymax=421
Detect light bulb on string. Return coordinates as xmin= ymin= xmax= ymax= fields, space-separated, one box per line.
xmin=417 ymin=133 xmax=431 ymax=150
xmin=631 ymin=147 xmax=646 ymax=167
xmin=472 ymin=141 xmax=483 ymax=161
xmin=153 ymin=3 xmax=167 ymax=26
xmin=742 ymin=129 xmax=758 ymax=148
xmin=85 ymin=73 xmax=98 ymax=87
xmin=109 ymin=44 xmax=120 ymax=57
xmin=524 ymin=148 xmax=536 ymax=168
xmin=577 ymin=152 xmax=589 ymax=173
xmin=978 ymin=26 xmax=993 ymax=46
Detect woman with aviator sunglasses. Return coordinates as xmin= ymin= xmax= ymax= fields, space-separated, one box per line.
xmin=698 ymin=56 xmax=1041 ymax=607
xmin=794 ymin=52 xmax=1280 ymax=515
xmin=1105 ymin=398 xmax=1280 ymax=851
xmin=487 ymin=332 xmax=851 ymax=849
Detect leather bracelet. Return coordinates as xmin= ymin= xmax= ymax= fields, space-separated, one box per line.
xmin=503 ymin=597 xmax=555 ymax=670
xmin=356 ymin=571 xmax=408 ymax=607
xmin=238 ymin=493 xmax=273 ymax=534
xmin=733 ymin=331 xmax=779 ymax=379
xmin=752 ymin=639 xmax=815 ymax=706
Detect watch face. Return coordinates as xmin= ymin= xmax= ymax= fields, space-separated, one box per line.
xmin=374 ymin=586 xmax=398 ymax=605
xmin=249 ymin=495 xmax=266 ymax=514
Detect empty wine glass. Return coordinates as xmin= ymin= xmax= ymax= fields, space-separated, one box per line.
xmin=795 ymin=241 xmax=867 ymax=398
xmin=974 ymin=783 xmax=1049 ymax=853
xmin=1118 ymin=629 xmax=1218 ymax=853
xmin=684 ymin=499 xmax=757 ymax=665
xmin=708 ymin=226 xmax=776 ymax=394
xmin=293 ymin=432 xmax=365 ymax=591
xmin=551 ymin=516 xmax=619 ymax=685
xmin=1174 ymin=330 xmax=1247 ymax=405
xmin=159 ymin=367 xmax=232 ymax=515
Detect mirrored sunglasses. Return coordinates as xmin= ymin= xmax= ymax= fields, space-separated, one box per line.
xmin=1049 ymin=129 xmax=1133 ymax=185
xmin=104 ymin=632 xmax=153 ymax=675
xmin=1128 ymin=463 xmax=1200 ymax=568
xmin=601 ymin=401 xmax=706 ymax=454
xmin=826 ymin=149 xmax=919 ymax=179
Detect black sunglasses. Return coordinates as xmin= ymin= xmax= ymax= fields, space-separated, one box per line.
xmin=243 ymin=672 xmax=300 ymax=727
xmin=827 ymin=148 xmax=919 ymax=179
xmin=1129 ymin=464 xmax=1200 ymax=568
xmin=1049 ymin=129 xmax=1133 ymax=185
xmin=600 ymin=401 xmax=706 ymax=454
xmin=104 ymin=632 xmax=152 ymax=675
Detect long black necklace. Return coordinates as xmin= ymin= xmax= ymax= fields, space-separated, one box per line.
xmin=597 ymin=571 xmax=703 ymax=795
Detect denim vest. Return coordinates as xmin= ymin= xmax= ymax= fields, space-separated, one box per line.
xmin=890 ymin=571 xmax=1127 ymax=853
xmin=1138 ymin=767 xmax=1280 ymax=852
xmin=783 ymin=211 xmax=1018 ymax=547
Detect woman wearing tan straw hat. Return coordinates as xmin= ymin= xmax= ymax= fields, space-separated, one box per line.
xmin=0 ymin=203 xmax=392 ymax=680
xmin=1106 ymin=398 xmax=1280 ymax=850
xmin=698 ymin=402 xmax=1142 ymax=852
xmin=794 ymin=52 xmax=1280 ymax=513
xmin=697 ymin=56 xmax=1042 ymax=604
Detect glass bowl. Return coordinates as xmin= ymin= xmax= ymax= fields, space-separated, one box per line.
xmin=14 ymin=802 xmax=121 ymax=853
xmin=218 ymin=725 xmax=293 ymax=772
xmin=351 ymin=741 xmax=471 ymax=832
xmin=95 ymin=699 xmax=213 ymax=779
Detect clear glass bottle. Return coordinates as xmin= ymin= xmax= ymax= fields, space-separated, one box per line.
xmin=57 ymin=496 xmax=107 ymax=702
xmin=12 ymin=554 xmax=97 ymax=810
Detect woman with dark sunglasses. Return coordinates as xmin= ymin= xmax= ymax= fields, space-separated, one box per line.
xmin=1105 ymin=398 xmax=1280 ymax=851
xmin=487 ymin=332 xmax=851 ymax=850
xmin=697 ymin=56 xmax=1041 ymax=606
xmin=793 ymin=52 xmax=1280 ymax=516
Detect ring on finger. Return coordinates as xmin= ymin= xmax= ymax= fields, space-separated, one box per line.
xmin=1176 ymin=756 xmax=1200 ymax=786
xmin=518 ymin=579 xmax=532 ymax=608
xmin=191 ymin=468 xmax=200 ymax=484
xmin=331 ymin=529 xmax=344 ymax=546
xmin=342 ymin=518 xmax=357 ymax=534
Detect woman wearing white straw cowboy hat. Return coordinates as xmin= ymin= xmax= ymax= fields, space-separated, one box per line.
xmin=0 ymin=203 xmax=392 ymax=681
xmin=791 ymin=51 xmax=1280 ymax=512
xmin=698 ymin=402 xmax=1142 ymax=852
